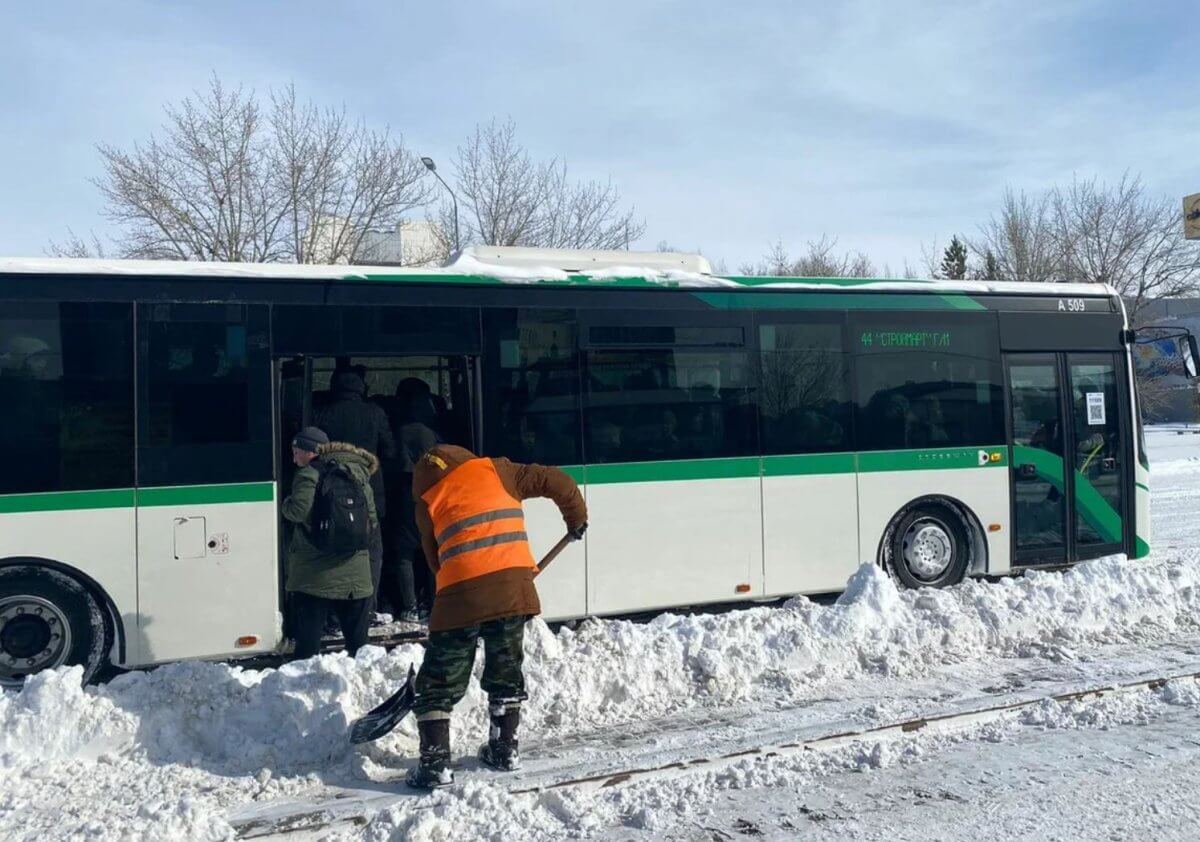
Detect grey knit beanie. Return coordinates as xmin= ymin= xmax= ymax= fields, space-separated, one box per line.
xmin=292 ymin=426 xmax=329 ymax=454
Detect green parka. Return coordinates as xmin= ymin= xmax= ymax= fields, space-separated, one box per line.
xmin=281 ymin=442 xmax=378 ymax=600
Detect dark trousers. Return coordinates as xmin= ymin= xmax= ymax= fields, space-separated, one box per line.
xmin=368 ymin=525 xmax=383 ymax=614
xmin=414 ymin=616 xmax=527 ymax=716
xmin=290 ymin=591 xmax=371 ymax=659
xmin=382 ymin=489 xmax=427 ymax=613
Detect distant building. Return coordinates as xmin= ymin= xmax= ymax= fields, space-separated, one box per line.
xmin=306 ymin=215 xmax=353 ymax=264
xmin=358 ymin=220 xmax=443 ymax=267
xmin=1136 ymin=298 xmax=1200 ymax=423
xmin=304 ymin=217 xmax=444 ymax=266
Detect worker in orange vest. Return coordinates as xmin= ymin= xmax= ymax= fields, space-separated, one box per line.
xmin=406 ymin=444 xmax=587 ymax=789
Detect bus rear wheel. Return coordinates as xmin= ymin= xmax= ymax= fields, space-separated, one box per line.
xmin=0 ymin=566 xmax=109 ymax=690
xmin=885 ymin=504 xmax=971 ymax=589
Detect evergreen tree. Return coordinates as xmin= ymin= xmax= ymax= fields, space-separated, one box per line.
xmin=971 ymin=249 xmax=1000 ymax=280
xmin=939 ymin=236 xmax=968 ymax=279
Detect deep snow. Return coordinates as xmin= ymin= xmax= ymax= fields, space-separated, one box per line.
xmin=3 ymin=426 xmax=1200 ymax=840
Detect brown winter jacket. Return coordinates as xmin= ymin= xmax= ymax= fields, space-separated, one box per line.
xmin=413 ymin=444 xmax=587 ymax=632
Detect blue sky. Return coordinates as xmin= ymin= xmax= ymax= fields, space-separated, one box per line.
xmin=2 ymin=0 xmax=1197 ymax=271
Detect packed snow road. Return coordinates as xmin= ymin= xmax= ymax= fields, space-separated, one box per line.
xmin=3 ymin=427 xmax=1200 ymax=840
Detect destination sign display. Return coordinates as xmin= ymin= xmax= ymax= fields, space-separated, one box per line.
xmin=859 ymin=329 xmax=952 ymax=349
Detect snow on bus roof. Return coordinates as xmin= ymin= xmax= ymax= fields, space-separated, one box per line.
xmin=0 ymin=255 xmax=1116 ymax=298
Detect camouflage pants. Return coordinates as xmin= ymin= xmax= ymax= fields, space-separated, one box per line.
xmin=413 ymin=616 xmax=528 ymax=716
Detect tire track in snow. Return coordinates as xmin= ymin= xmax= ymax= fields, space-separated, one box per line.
xmin=229 ymin=655 xmax=1200 ymax=838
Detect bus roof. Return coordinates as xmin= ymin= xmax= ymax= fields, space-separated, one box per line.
xmin=0 ymin=255 xmax=1117 ymax=299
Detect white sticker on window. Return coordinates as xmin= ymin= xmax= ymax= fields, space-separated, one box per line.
xmin=1087 ymin=392 xmax=1106 ymax=426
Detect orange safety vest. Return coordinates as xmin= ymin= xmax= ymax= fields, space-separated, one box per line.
xmin=421 ymin=457 xmax=537 ymax=593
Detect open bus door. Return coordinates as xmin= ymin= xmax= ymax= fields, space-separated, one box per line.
xmin=274 ymin=353 xmax=481 ymax=630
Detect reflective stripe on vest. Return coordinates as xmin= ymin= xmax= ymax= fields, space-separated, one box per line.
xmin=421 ymin=457 xmax=537 ymax=592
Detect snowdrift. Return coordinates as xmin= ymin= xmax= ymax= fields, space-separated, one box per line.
xmin=4 ymin=550 xmax=1199 ymax=779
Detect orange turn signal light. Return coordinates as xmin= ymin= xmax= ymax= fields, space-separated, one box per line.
xmin=735 ymin=583 xmax=751 ymax=594
xmin=988 ymin=524 xmax=1002 ymax=532
xmin=236 ymin=635 xmax=259 ymax=647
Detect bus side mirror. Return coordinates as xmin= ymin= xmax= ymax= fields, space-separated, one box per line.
xmin=1185 ymin=335 xmax=1200 ymax=379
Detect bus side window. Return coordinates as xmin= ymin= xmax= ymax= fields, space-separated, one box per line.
xmin=138 ymin=304 xmax=273 ymax=487
xmin=0 ymin=302 xmax=135 ymax=494
xmin=852 ymin=314 xmax=1004 ymax=451
xmin=582 ymin=329 xmax=757 ymax=465
xmin=482 ymin=309 xmax=582 ymax=466
xmin=758 ymin=319 xmax=851 ymax=455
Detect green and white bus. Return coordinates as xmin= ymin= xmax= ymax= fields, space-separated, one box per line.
xmin=0 ymin=248 xmax=1192 ymax=687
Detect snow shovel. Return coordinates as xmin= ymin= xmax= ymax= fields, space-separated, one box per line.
xmin=348 ymin=532 xmax=578 ymax=745
xmin=349 ymin=664 xmax=417 ymax=744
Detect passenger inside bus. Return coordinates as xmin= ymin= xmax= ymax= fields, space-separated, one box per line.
xmin=278 ymin=357 xmax=476 ymax=633
xmin=383 ymin=380 xmax=441 ymax=621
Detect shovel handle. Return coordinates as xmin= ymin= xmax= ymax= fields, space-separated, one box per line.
xmin=535 ymin=532 xmax=576 ymax=577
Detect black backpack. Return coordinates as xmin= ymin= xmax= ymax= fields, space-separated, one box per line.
xmin=310 ymin=460 xmax=372 ymax=555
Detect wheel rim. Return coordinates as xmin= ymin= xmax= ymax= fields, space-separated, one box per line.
xmin=901 ymin=518 xmax=954 ymax=581
xmin=0 ymin=595 xmax=72 ymax=688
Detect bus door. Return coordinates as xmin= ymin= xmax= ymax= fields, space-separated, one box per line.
xmin=1006 ymin=352 xmax=1127 ymax=565
xmin=276 ymin=353 xmax=479 ymax=613
xmin=135 ymin=303 xmax=278 ymax=664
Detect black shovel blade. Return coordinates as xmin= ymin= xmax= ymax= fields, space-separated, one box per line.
xmin=349 ymin=665 xmax=417 ymax=744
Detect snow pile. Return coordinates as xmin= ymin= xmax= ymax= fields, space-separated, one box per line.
xmin=0 ymin=643 xmax=427 ymax=776
xmin=5 ymin=551 xmax=1200 ymax=820
xmin=497 ymin=551 xmax=1200 ymax=742
xmin=580 ymin=265 xmax=740 ymax=287
xmin=361 ymin=674 xmax=1200 ymax=841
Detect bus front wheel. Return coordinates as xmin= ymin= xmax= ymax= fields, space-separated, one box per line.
xmin=0 ymin=566 xmax=110 ymax=690
xmin=884 ymin=504 xmax=971 ymax=589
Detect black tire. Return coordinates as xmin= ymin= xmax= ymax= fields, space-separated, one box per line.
xmin=0 ymin=565 xmax=110 ymax=689
xmin=884 ymin=504 xmax=971 ymax=590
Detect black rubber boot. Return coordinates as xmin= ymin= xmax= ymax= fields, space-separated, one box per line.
xmin=405 ymin=716 xmax=454 ymax=789
xmin=478 ymin=699 xmax=521 ymax=771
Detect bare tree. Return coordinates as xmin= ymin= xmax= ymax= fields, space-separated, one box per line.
xmin=46 ymin=228 xmax=106 ymax=259
xmin=1051 ymin=174 xmax=1200 ymax=322
xmin=972 ymin=188 xmax=1061 ymax=283
xmin=434 ymin=119 xmax=645 ymax=255
xmin=1134 ymin=363 xmax=1176 ymax=420
xmin=740 ymin=236 xmax=875 ymax=277
xmin=75 ymin=76 xmax=431 ymax=263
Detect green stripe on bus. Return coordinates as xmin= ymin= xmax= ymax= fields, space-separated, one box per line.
xmin=353 ymin=270 xmax=992 ymax=308
xmin=354 ymin=272 xmax=948 ymax=292
xmin=1135 ymin=482 xmax=1150 ymax=493
xmin=721 ymin=276 xmax=926 ymax=288
xmin=579 ymin=447 xmax=1004 ymax=485
xmin=136 ymin=482 xmax=275 ymax=507
xmin=763 ymin=453 xmax=857 ymax=476
xmin=0 ymin=482 xmax=277 ymax=513
xmin=692 ymin=291 xmax=986 ymax=311
xmin=1135 ymin=537 xmax=1150 ymax=558
xmin=1071 ymin=471 xmax=1123 ymax=544
xmin=0 ymin=488 xmax=136 ymax=514
xmin=1012 ymin=445 xmax=1122 ymax=545
xmin=858 ymin=446 xmax=1007 ymax=472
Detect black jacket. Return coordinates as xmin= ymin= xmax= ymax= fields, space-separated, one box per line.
xmin=314 ymin=393 xmax=396 ymax=516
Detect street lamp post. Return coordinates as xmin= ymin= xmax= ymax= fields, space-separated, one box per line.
xmin=421 ymin=156 xmax=461 ymax=256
